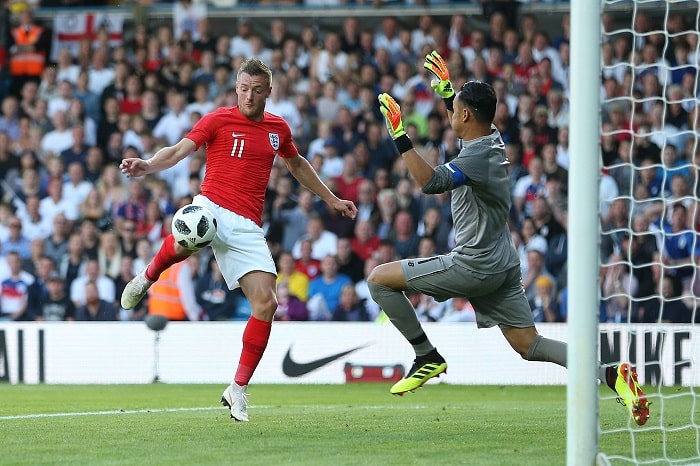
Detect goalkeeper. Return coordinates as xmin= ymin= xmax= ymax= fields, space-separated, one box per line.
xmin=368 ymin=50 xmax=649 ymax=426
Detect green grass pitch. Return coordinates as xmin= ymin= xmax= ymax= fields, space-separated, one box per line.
xmin=0 ymin=384 xmax=697 ymax=465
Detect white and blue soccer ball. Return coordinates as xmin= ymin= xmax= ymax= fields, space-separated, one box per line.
xmin=171 ymin=204 xmax=217 ymax=251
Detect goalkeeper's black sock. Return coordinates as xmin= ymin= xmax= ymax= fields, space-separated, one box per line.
xmin=416 ymin=347 xmax=444 ymax=363
xmin=605 ymin=366 xmax=617 ymax=391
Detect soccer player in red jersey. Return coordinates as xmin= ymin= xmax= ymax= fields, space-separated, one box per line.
xmin=119 ymin=58 xmax=357 ymax=422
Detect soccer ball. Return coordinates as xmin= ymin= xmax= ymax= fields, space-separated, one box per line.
xmin=171 ymin=204 xmax=217 ymax=251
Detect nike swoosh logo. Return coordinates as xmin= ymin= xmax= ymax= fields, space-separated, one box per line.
xmin=282 ymin=345 xmax=366 ymax=377
xmin=499 ymin=160 xmax=510 ymax=165
xmin=231 ymin=132 xmax=246 ymax=138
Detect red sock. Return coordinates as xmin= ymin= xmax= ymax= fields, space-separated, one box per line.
xmin=145 ymin=235 xmax=186 ymax=281
xmin=234 ymin=316 xmax=272 ymax=386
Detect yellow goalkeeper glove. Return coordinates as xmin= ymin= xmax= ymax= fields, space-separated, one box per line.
xmin=378 ymin=93 xmax=413 ymax=154
xmin=424 ymin=50 xmax=455 ymax=111
xmin=378 ymin=93 xmax=405 ymax=139
xmin=424 ymin=50 xmax=455 ymax=99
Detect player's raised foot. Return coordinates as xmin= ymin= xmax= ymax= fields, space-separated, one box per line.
xmin=221 ymin=383 xmax=249 ymax=422
xmin=614 ymin=363 xmax=650 ymax=426
xmin=120 ymin=269 xmax=154 ymax=310
xmin=391 ymin=348 xmax=447 ymax=396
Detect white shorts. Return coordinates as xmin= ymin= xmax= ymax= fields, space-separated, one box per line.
xmin=192 ymin=195 xmax=277 ymax=290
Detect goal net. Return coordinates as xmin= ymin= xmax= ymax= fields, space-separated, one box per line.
xmin=598 ymin=0 xmax=700 ymax=464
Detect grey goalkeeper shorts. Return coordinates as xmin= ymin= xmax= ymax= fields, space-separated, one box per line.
xmin=401 ymin=254 xmax=534 ymax=329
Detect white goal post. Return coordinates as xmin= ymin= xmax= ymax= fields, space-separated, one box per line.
xmin=570 ymin=1 xmax=700 ymax=465
xmin=567 ymin=0 xmax=601 ymax=464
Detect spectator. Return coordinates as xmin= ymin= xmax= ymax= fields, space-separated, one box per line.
xmin=196 ymin=256 xmax=237 ymax=321
xmin=73 ymin=69 xmax=101 ymax=124
xmin=33 ymin=272 xmax=74 ymax=321
xmin=140 ymin=199 xmax=168 ymax=245
xmin=351 ymin=218 xmax=380 ymax=262
xmin=95 ymin=164 xmax=129 ymax=216
xmin=331 ymin=283 xmax=370 ymax=322
xmin=1 ymin=216 xmax=31 ymax=260
xmin=531 ymin=106 xmax=558 ymax=152
xmin=294 ymin=237 xmax=321 ymax=281
xmin=336 ymin=237 xmax=364 ymax=283
xmin=273 ymin=188 xmax=316 ymax=254
xmin=388 ymin=209 xmax=420 ymax=259
xmin=113 ymin=255 xmax=146 ymax=321
xmin=74 ymin=281 xmax=118 ymax=321
xmin=275 ymin=250 xmax=309 ymax=302
xmin=43 ymin=213 xmax=69 ymax=266
xmin=307 ymin=254 xmax=352 ymax=320
xmin=528 ymin=274 xmax=559 ymax=322
xmin=653 ymin=203 xmax=699 ymax=294
xmin=173 ymin=0 xmax=207 ymax=42
xmin=522 ymin=235 xmax=555 ymax=302
xmin=658 ymin=275 xmax=694 ymax=323
xmin=0 ymin=251 xmax=34 ymax=320
xmin=331 ymin=154 xmax=365 ymax=205
xmin=131 ymin=237 xmax=154 ymax=276
xmin=353 ymin=179 xmax=380 ymax=225
xmin=40 ymin=110 xmax=73 ymax=156
xmin=601 ymin=253 xmax=637 ymax=323
xmin=0 ymin=96 xmax=20 ymax=141
xmin=531 ymin=196 xmax=566 ymax=246
xmin=97 ymin=230 xmax=123 ymax=280
xmin=69 ymin=258 xmax=116 ymax=308
xmin=310 ymin=31 xmax=352 ymax=85
xmin=39 ymin=171 xmax=71 ymax=218
xmin=274 ymin=280 xmax=308 ymax=321
xmin=47 ymin=79 xmax=75 ymax=119
xmin=153 ymin=90 xmax=190 ymax=146
xmin=87 ymin=47 xmax=115 ymax=97
xmin=58 ymin=231 xmax=88 ymax=293
xmin=291 ymin=214 xmax=338 ymax=261
xmin=375 ymin=188 xmax=398 ymax=240
xmin=440 ymin=297 xmax=477 ymax=323
xmin=513 ymin=156 xmax=546 ymax=223
xmin=79 ymin=188 xmax=110 ymax=230
xmin=600 ymin=198 xmax=630 ymax=261
xmin=114 ymin=178 xmax=147 ymax=231
xmin=16 ymin=194 xmax=50 ymax=240
xmin=623 ymin=218 xmax=659 ymax=311
xmin=25 ymin=253 xmax=54 ymax=316
xmin=62 ymin=161 xmax=93 ymax=207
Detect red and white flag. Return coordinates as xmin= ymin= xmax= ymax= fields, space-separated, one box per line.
xmin=51 ymin=12 xmax=125 ymax=61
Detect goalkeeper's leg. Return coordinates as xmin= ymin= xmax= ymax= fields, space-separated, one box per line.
xmin=482 ymin=268 xmax=649 ymax=426
xmin=367 ymin=261 xmax=447 ymax=395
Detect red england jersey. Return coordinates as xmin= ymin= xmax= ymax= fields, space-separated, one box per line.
xmin=185 ymin=107 xmax=298 ymax=225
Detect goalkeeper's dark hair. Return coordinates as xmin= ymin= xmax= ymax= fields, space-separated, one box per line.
xmin=237 ymin=58 xmax=273 ymax=85
xmin=458 ymin=81 xmax=497 ymax=124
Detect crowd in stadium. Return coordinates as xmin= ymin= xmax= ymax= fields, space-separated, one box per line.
xmin=0 ymin=3 xmax=698 ymax=323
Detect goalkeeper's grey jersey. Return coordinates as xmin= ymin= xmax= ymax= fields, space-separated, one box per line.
xmin=429 ymin=126 xmax=520 ymax=273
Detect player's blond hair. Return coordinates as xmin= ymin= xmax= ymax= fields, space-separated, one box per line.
xmin=237 ymin=58 xmax=272 ymax=85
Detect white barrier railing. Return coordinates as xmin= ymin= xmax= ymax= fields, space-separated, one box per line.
xmin=0 ymin=322 xmax=696 ymax=385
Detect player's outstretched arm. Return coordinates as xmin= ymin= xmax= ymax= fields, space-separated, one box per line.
xmin=120 ymin=138 xmax=196 ymax=178
xmin=378 ymin=93 xmax=435 ymax=188
xmin=284 ymin=154 xmax=357 ymax=219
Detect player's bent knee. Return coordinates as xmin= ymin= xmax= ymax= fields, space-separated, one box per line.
xmin=249 ymin=295 xmax=278 ymax=321
xmin=366 ymin=264 xmax=387 ymax=285
xmin=367 ymin=280 xmax=392 ymax=301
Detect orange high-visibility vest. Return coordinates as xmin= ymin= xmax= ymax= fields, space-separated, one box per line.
xmin=10 ymin=24 xmax=45 ymax=76
xmin=148 ymin=262 xmax=187 ymax=321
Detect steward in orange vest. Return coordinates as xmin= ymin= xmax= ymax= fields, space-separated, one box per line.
xmin=147 ymin=261 xmax=201 ymax=321
xmin=9 ymin=10 xmax=48 ymax=85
